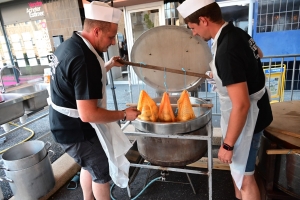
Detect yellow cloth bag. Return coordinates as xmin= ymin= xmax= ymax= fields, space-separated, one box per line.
xmin=176 ymin=90 xmax=196 ymax=122
xmin=137 ymin=90 xmax=159 ymax=122
xmin=158 ymin=92 xmax=176 ymax=122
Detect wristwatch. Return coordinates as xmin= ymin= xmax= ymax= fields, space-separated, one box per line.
xmin=122 ymin=110 xmax=127 ymax=121
xmin=222 ymin=143 xmax=234 ymax=151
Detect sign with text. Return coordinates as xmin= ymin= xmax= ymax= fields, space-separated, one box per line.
xmin=1 ymin=0 xmax=45 ymax=25
xmin=27 ymin=1 xmax=44 ymax=18
xmin=263 ymin=65 xmax=286 ymax=102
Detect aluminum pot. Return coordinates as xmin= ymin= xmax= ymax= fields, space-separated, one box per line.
xmin=132 ymin=97 xmax=211 ymax=167
xmin=257 ymin=134 xmax=300 ymax=199
xmin=0 ymin=153 xmax=55 ymax=200
xmin=0 ymin=140 xmax=51 ymax=170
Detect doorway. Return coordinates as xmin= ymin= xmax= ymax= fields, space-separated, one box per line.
xmin=121 ymin=1 xmax=165 ymax=85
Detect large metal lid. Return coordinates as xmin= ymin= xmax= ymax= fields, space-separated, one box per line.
xmin=131 ymin=25 xmax=212 ymax=92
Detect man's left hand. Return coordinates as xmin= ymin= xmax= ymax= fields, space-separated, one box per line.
xmin=218 ymin=146 xmax=233 ymax=164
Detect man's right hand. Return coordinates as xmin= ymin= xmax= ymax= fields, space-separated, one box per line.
xmin=124 ymin=107 xmax=141 ymax=121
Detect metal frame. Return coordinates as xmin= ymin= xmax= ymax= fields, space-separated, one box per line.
xmin=123 ymin=119 xmax=213 ymax=200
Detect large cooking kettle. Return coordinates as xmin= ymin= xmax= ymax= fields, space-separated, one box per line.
xmin=132 ymin=96 xmax=212 ymax=167
xmin=130 ymin=25 xmax=213 ymax=167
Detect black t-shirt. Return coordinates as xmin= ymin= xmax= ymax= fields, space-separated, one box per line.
xmin=215 ymin=22 xmax=273 ymax=133
xmin=49 ymin=32 xmax=103 ymax=143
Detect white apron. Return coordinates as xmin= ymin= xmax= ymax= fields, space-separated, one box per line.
xmin=210 ymin=26 xmax=265 ymax=190
xmin=47 ymin=33 xmax=132 ymax=188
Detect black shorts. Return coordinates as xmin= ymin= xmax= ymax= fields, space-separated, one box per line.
xmin=60 ymin=136 xmax=111 ymax=184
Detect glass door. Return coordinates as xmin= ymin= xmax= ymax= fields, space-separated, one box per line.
xmin=124 ymin=1 xmax=165 ymax=84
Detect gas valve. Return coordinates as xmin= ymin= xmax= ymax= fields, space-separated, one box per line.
xmin=160 ymin=171 xmax=169 ymax=181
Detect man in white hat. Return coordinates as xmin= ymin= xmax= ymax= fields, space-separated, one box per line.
xmin=178 ymin=1 xmax=272 ymax=200
xmin=48 ymin=2 xmax=140 ymax=200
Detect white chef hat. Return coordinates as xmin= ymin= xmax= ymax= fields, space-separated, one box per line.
xmin=84 ymin=1 xmax=122 ymax=24
xmin=177 ymin=0 xmax=215 ymax=19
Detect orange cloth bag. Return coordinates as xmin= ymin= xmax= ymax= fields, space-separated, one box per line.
xmin=158 ymin=92 xmax=176 ymax=122
xmin=137 ymin=90 xmax=159 ymax=122
xmin=176 ymin=90 xmax=196 ymax=122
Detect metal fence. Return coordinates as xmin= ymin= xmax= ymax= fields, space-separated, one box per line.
xmin=261 ymin=54 xmax=300 ymax=101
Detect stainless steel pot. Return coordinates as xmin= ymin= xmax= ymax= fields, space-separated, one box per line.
xmin=130 ymin=25 xmax=213 ymax=167
xmin=0 ymin=153 xmax=55 ymax=200
xmin=257 ymin=134 xmax=300 ymax=199
xmin=0 ymin=140 xmax=51 ymax=170
xmin=132 ymin=97 xmax=211 ymax=167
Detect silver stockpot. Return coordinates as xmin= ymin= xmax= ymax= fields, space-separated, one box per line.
xmin=132 ymin=97 xmax=211 ymax=167
xmin=0 ymin=153 xmax=55 ymax=200
xmin=0 ymin=140 xmax=53 ymax=171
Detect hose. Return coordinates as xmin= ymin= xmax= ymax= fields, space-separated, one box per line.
xmin=0 ymin=122 xmax=35 ymax=154
xmin=110 ymin=177 xmax=161 ymax=200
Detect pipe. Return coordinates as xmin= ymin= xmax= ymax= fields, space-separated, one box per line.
xmin=110 ymin=177 xmax=161 ymax=200
xmin=105 ymin=51 xmax=120 ymax=127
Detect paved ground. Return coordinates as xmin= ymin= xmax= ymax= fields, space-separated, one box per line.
xmin=0 ymin=110 xmax=63 ymax=200
xmin=50 ymin=164 xmax=236 ymax=200
xmin=1 ymin=83 xmax=299 ymax=200
xmin=0 ymin=83 xmax=223 ymax=200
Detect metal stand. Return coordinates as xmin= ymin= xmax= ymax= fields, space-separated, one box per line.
xmin=142 ymin=169 xmax=197 ymax=194
xmin=124 ymin=119 xmax=213 ymax=200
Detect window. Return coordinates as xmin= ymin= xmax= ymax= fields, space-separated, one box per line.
xmin=4 ymin=19 xmax=52 ymax=68
xmin=257 ymin=0 xmax=300 ymax=33
xmin=164 ymin=2 xmax=185 ymax=26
